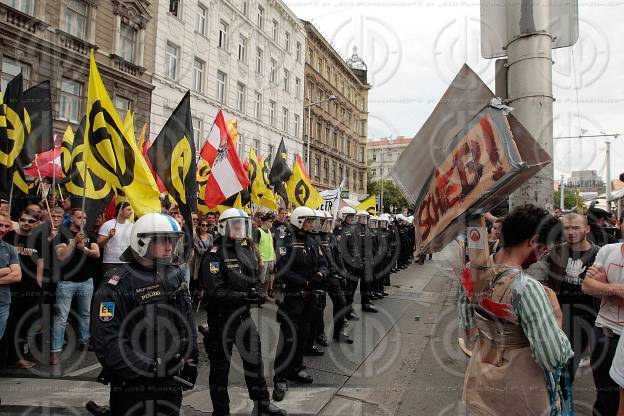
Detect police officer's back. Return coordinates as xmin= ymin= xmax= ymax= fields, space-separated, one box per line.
xmin=199 ymin=208 xmax=286 ymax=416
xmin=91 ymin=213 xmax=198 ymax=416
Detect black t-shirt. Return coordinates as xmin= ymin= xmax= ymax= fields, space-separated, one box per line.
xmin=56 ymin=226 xmax=96 ymax=283
xmin=558 ymin=247 xmax=599 ymax=307
xmin=5 ymin=230 xmax=41 ymax=287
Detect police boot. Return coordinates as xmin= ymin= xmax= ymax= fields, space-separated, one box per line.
xmin=272 ymin=382 xmax=288 ymax=402
xmin=304 ymin=344 xmax=324 ymax=356
xmin=287 ymin=368 xmax=314 ymax=384
xmin=346 ymin=311 xmax=360 ymax=321
xmin=333 ymin=332 xmax=354 ymax=344
xmin=252 ymin=401 xmax=288 ymax=416
xmin=316 ymin=333 xmax=329 ymax=347
xmin=362 ymin=304 xmax=378 ymax=313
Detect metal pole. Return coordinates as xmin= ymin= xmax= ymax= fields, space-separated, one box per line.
xmin=380 ymin=146 xmax=384 ymax=212
xmin=507 ymin=1 xmax=554 ymax=209
xmin=307 ymin=103 xmax=312 ymax=173
xmin=560 ymin=174 xmax=564 ymax=210
xmin=606 ymin=140 xmax=612 ymax=212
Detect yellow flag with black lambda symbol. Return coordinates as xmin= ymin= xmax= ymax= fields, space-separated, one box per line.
xmin=286 ymin=155 xmax=324 ymax=208
xmin=63 ymin=116 xmax=114 ymax=230
xmin=147 ymin=91 xmax=197 ymax=233
xmin=248 ymin=147 xmax=278 ymax=211
xmin=60 ymin=125 xmax=74 ymax=177
xmin=356 ymin=195 xmax=377 ymax=215
xmin=84 ymin=50 xmax=160 ymax=216
xmin=197 ymin=158 xmax=211 ymax=214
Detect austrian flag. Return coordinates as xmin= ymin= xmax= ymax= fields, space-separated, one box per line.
xmin=200 ymin=111 xmax=250 ymax=208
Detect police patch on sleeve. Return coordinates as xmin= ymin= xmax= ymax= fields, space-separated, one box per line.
xmin=209 ymin=262 xmax=220 ymax=274
xmin=107 ymin=275 xmax=121 ymax=286
xmin=99 ymin=302 xmax=115 ymax=322
xmin=279 ymin=247 xmax=287 ymax=256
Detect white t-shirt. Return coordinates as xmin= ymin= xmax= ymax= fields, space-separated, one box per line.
xmin=593 ymin=243 xmax=624 ymax=335
xmin=98 ymin=219 xmax=133 ymax=263
xmin=610 ymin=334 xmax=624 ymax=387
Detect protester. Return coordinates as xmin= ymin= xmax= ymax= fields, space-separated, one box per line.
xmin=97 ymin=202 xmax=133 ymax=273
xmin=588 ymin=207 xmax=617 ymax=247
xmin=190 ymin=217 xmax=213 ymax=287
xmin=50 ymin=209 xmax=100 ymax=365
xmin=1 ymin=210 xmax=43 ymax=368
xmin=488 ymin=218 xmax=503 ymax=256
xmin=461 ymin=205 xmax=573 ymax=415
xmin=610 ymin=334 xmax=624 ymax=416
xmin=0 ymin=213 xmax=21 ymax=340
xmin=257 ymin=212 xmax=276 ymax=301
xmin=583 ymin=241 xmax=624 ymax=416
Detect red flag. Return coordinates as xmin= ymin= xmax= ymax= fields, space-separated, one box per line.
xmin=25 ymin=145 xmax=63 ymax=178
xmin=200 ymin=111 xmax=250 ymax=208
xmin=141 ymin=138 xmax=167 ymax=193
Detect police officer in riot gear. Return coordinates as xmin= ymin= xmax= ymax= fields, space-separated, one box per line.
xmin=377 ymin=214 xmax=395 ymax=290
xmin=91 ymin=213 xmax=199 ymax=416
xmin=335 ymin=206 xmax=360 ymax=321
xmin=319 ymin=211 xmax=353 ymax=344
xmin=199 ymin=208 xmax=286 ymax=416
xmin=273 ymin=207 xmax=328 ymax=402
xmin=355 ymin=211 xmax=378 ymax=313
xmin=305 ymin=210 xmax=329 ymax=356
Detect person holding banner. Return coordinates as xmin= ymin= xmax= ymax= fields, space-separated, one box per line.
xmin=461 ymin=205 xmax=573 ymax=416
xmin=97 ymin=202 xmax=133 ymax=273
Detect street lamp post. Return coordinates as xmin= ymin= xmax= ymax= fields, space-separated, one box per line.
xmin=306 ymin=95 xmax=336 ymax=173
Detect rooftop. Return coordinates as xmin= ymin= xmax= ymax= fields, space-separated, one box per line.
xmin=367 ymin=136 xmax=413 ymax=147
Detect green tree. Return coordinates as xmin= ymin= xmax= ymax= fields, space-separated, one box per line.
xmin=553 ymin=189 xmax=578 ymax=210
xmin=367 ymin=167 xmax=408 ymax=212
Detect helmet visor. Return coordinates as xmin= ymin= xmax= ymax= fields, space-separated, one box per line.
xmin=358 ymin=215 xmax=369 ymax=225
xmin=321 ymin=218 xmax=333 ymax=233
xmin=378 ymin=220 xmax=388 ymax=229
xmin=368 ymin=219 xmax=377 ymax=229
xmin=225 ymin=218 xmax=252 ymax=240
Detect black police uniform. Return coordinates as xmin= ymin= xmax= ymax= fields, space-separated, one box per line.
xmin=200 ymin=236 xmax=284 ymax=416
xmin=319 ymin=231 xmax=352 ymax=342
xmin=372 ymin=225 xmax=392 ymax=297
xmin=306 ymin=233 xmax=329 ymax=353
xmin=273 ymin=229 xmax=327 ymax=396
xmin=354 ymin=222 xmax=376 ymax=310
xmin=334 ymin=221 xmax=361 ymax=318
xmin=91 ymin=261 xmax=198 ymax=416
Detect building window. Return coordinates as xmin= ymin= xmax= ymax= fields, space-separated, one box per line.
xmin=307 ymin=80 xmax=312 ymax=101
xmin=216 ymin=71 xmax=227 ymax=103
xmin=119 ymin=23 xmax=136 ymax=63
xmin=332 ymin=162 xmax=337 ymax=183
xmin=296 ymin=42 xmax=302 ymax=62
xmin=192 ymin=117 xmax=203 ymax=149
xmin=282 ymin=107 xmax=289 ymax=133
xmin=293 ymin=114 xmax=300 ymax=137
xmin=268 ymin=144 xmax=274 ymax=164
xmin=268 ymin=100 xmax=276 ymax=126
xmin=169 ymin=0 xmax=180 ymax=16
xmin=283 ymin=69 xmax=289 ymax=92
xmin=292 ymin=78 xmax=300 ymax=100
xmin=360 ymin=172 xmax=365 ymax=191
xmin=255 ymin=48 xmax=263 ymax=74
xmin=64 ymin=0 xmax=87 ymax=38
xmin=308 ymin=47 xmax=314 ymax=64
xmin=236 ymin=82 xmax=246 ymax=113
xmin=257 ymin=6 xmax=264 ymax=29
xmin=324 ymin=160 xmax=329 ymax=180
xmin=193 ymin=57 xmax=205 ymax=93
xmin=59 ymin=78 xmax=81 ymax=123
xmin=196 ymin=3 xmax=207 ymax=35
xmin=314 ymin=157 xmax=320 ymax=178
xmin=269 ymin=58 xmax=276 ymax=83
xmin=241 ymin=0 xmax=248 ymax=16
xmin=6 ymin=0 xmax=34 ymax=15
xmin=218 ymin=20 xmax=228 ymax=49
xmin=285 ymin=31 xmax=291 ymax=52
xmin=253 ymin=91 xmax=262 ymax=120
xmin=272 ymin=19 xmax=278 ymax=42
xmin=114 ymin=96 xmax=131 ymax=122
xmin=165 ymin=41 xmax=179 ymax=79
xmin=332 ymin=131 xmax=337 ymax=149
xmin=237 ymin=134 xmax=245 ymax=158
xmin=238 ymin=35 xmax=247 ymax=62
xmin=1 ymin=58 xmax=30 ymax=91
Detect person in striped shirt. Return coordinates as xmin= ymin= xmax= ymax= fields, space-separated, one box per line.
xmin=460 ymin=205 xmax=573 ymax=415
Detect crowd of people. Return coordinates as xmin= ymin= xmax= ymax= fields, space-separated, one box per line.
xmin=0 ymin=196 xmax=419 ymax=415
xmin=459 ymin=205 xmax=624 ymax=416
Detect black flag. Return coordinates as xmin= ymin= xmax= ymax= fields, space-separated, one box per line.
xmin=147 ymin=91 xmax=197 ymax=260
xmin=23 ymin=80 xmax=54 ymax=160
xmin=269 ymin=138 xmax=292 ymax=206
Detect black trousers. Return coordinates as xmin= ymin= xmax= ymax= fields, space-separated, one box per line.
xmin=274 ymin=295 xmax=314 ymax=383
xmin=110 ymin=381 xmax=182 ymax=416
xmin=560 ymin=305 xmax=595 ymax=385
xmin=309 ymin=291 xmax=327 ymax=348
xmin=206 ymin=308 xmax=269 ymax=415
xmin=326 ymin=278 xmax=347 ymax=336
xmin=590 ymin=326 xmax=620 ymax=416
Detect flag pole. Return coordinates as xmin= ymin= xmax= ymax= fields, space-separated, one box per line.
xmin=80 ymin=157 xmax=88 ymax=233
xmin=34 ymin=155 xmax=55 ymax=231
xmin=7 ymin=180 xmax=14 ymax=218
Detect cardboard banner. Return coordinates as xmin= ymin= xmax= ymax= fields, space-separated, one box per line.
xmin=392 ymin=64 xmax=551 ymax=253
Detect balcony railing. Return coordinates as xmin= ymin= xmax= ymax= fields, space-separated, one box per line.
xmin=110 ymin=54 xmax=146 ymax=77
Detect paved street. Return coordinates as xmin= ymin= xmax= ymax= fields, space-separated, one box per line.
xmin=0 ymin=244 xmax=599 ymax=415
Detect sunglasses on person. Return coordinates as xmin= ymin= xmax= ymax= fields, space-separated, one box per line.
xmin=199 ymin=223 xmax=208 ymax=227
xmin=19 ymin=218 xmax=37 ymax=224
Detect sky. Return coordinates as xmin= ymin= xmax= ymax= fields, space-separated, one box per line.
xmin=283 ymin=0 xmax=624 ymax=183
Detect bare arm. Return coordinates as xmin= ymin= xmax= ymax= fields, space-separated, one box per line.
xmin=0 ymin=264 xmax=21 ymax=285
xmin=582 ymin=265 xmax=624 ymax=299
xmin=36 ymin=258 xmax=44 ymax=288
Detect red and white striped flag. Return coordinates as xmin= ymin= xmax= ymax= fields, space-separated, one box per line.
xmin=200 ymin=111 xmax=249 ymax=208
